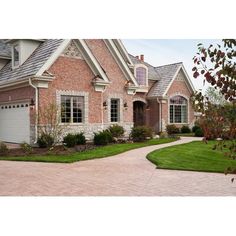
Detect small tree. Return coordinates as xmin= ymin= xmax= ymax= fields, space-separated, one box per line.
xmin=38 ymin=103 xmax=67 ymax=145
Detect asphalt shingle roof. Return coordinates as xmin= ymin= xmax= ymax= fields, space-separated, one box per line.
xmin=129 ymin=54 xmax=161 ymax=81
xmin=147 ymin=62 xmax=182 ymax=97
xmin=0 ymin=39 xmax=63 ymax=84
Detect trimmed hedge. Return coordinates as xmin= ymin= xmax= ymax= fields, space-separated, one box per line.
xmin=94 ymin=130 xmax=113 ymax=146
xmin=38 ymin=133 xmax=54 ymax=148
xmin=166 ymin=124 xmax=180 ymax=135
xmin=130 ymin=126 xmax=153 ymax=142
xmin=181 ymin=125 xmax=191 ymax=133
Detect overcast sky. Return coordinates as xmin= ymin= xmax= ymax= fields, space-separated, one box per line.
xmin=122 ymin=39 xmax=221 ymax=92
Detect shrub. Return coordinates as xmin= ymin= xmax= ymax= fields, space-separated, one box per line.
xmin=195 ymin=128 xmax=204 ymax=137
xmin=192 ymin=125 xmax=200 ymax=133
xmin=94 ymin=130 xmax=113 ymax=146
xmin=166 ymin=124 xmax=180 ymax=135
xmin=20 ymin=142 xmax=33 ymax=154
xmin=0 ymin=142 xmax=8 ymax=155
xmin=37 ymin=133 xmax=54 ymax=148
xmin=75 ymin=132 xmax=86 ymax=145
xmin=108 ymin=124 xmax=125 ymax=138
xmin=159 ymin=132 xmax=168 ymax=139
xmin=63 ymin=133 xmax=77 ymax=148
xmin=181 ymin=125 xmax=191 ymax=133
xmin=130 ymin=126 xmax=153 ymax=142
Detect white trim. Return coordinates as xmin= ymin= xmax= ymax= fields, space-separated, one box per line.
xmin=36 ymin=39 xmax=71 ymax=76
xmin=103 ymin=39 xmax=139 ymax=87
xmin=11 ymin=42 xmax=21 ymax=69
xmin=113 ymin=39 xmax=134 ymax=67
xmin=167 ymin=93 xmax=189 ymax=125
xmin=163 ymin=64 xmax=195 ymax=96
xmin=132 ymin=97 xmax=147 ymax=104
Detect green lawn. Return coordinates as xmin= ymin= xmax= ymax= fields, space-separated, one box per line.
xmin=0 ymin=138 xmax=176 ymax=163
xmin=147 ymin=141 xmax=236 ymax=173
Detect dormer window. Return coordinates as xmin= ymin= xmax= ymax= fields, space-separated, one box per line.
xmin=12 ymin=44 xmax=20 ymax=68
xmin=135 ymin=65 xmax=148 ymax=86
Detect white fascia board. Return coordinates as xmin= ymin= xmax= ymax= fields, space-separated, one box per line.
xmin=163 ymin=65 xmax=195 ymax=96
xmin=114 ymin=39 xmax=134 ymax=66
xmin=75 ymin=39 xmax=109 ymax=82
xmin=36 ymin=39 xmax=71 ymax=76
xmin=104 ymin=39 xmax=139 ymax=87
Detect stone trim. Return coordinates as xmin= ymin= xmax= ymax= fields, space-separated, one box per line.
xmin=56 ymin=90 xmax=89 ymax=124
xmin=132 ymin=97 xmax=147 ymax=104
xmin=106 ymin=93 xmax=123 ymax=123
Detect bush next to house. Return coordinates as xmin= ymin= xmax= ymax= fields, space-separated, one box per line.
xmin=194 ymin=128 xmax=204 ymax=137
xmin=130 ymin=126 xmax=153 ymax=142
xmin=0 ymin=142 xmax=8 ymax=155
xmin=192 ymin=125 xmax=200 ymax=133
xmin=94 ymin=130 xmax=113 ymax=146
xmin=181 ymin=125 xmax=191 ymax=133
xmin=20 ymin=142 xmax=33 ymax=154
xmin=63 ymin=134 xmax=78 ymax=148
xmin=108 ymin=124 xmax=125 ymax=139
xmin=166 ymin=124 xmax=180 ymax=135
xmin=75 ymin=132 xmax=86 ymax=145
xmin=37 ymin=133 xmax=54 ymax=148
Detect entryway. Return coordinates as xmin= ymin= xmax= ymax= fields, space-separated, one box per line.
xmin=133 ymin=101 xmax=146 ymax=126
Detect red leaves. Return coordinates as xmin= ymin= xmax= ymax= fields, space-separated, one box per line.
xmin=193 ymin=71 xmax=200 ymax=78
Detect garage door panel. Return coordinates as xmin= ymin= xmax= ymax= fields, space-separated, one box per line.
xmin=0 ymin=103 xmax=30 ymax=143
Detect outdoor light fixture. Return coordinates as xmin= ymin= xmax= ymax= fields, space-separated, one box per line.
xmin=103 ymin=101 xmax=108 ymax=110
xmin=29 ymin=98 xmax=35 ymax=109
xmin=123 ymin=102 xmax=128 ymax=110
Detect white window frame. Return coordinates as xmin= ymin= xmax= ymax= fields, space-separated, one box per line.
xmin=168 ymin=94 xmax=189 ymax=124
xmin=12 ymin=42 xmax=21 ymax=69
xmin=110 ymin=98 xmax=120 ymax=123
xmin=134 ymin=64 xmax=148 ymax=87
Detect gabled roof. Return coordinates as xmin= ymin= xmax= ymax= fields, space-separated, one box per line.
xmin=0 ymin=39 xmax=63 ymax=84
xmin=0 ymin=40 xmax=11 ymax=59
xmin=129 ymin=54 xmax=161 ymax=81
xmin=147 ymin=62 xmax=195 ymax=97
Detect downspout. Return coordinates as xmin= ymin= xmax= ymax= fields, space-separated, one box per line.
xmin=29 ymin=78 xmax=38 ymax=144
xmin=157 ymin=98 xmax=162 ymax=132
xmin=101 ymin=91 xmax=104 ymax=130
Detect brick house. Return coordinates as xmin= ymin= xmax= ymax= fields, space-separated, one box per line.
xmin=0 ymin=39 xmax=195 ymax=144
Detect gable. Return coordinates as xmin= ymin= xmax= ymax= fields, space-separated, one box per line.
xmin=62 ymin=40 xmax=84 ymax=60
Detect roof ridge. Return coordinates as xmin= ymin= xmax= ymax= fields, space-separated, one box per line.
xmin=155 ymin=62 xmax=183 ymax=68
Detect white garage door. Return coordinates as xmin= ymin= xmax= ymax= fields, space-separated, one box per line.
xmin=0 ymin=103 xmax=30 ymax=143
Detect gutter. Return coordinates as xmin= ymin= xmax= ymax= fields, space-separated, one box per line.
xmin=29 ymin=78 xmax=39 ymax=144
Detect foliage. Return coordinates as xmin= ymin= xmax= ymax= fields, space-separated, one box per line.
xmin=166 ymin=124 xmax=180 ymax=135
xmin=130 ymin=126 xmax=153 ymax=142
xmin=205 ymin=87 xmax=228 ymax=105
xmin=63 ymin=134 xmax=78 ymax=148
xmin=75 ymin=132 xmax=86 ymax=145
xmin=37 ymin=133 xmax=54 ymax=148
xmin=0 ymin=138 xmax=177 ymax=163
xmin=38 ymin=103 xmax=67 ymax=146
xmin=194 ymin=128 xmax=204 ymax=137
xmin=20 ymin=142 xmax=33 ymax=154
xmin=181 ymin=125 xmax=191 ymax=133
xmin=0 ymin=142 xmax=8 ymax=155
xmin=193 ymin=39 xmax=236 ymax=101
xmin=94 ymin=130 xmax=113 ymax=146
xmin=192 ymin=125 xmax=200 ymax=133
xmin=108 ymin=124 xmax=125 ymax=138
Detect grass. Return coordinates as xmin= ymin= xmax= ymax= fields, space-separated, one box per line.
xmin=176 ymin=133 xmax=195 ymax=137
xmin=147 ymin=140 xmax=236 ymax=173
xmin=0 ymin=138 xmax=177 ymax=163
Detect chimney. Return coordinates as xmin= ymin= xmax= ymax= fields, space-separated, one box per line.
xmin=135 ymin=55 xmax=139 ymax=59
xmin=140 ymin=54 xmax=144 ymax=61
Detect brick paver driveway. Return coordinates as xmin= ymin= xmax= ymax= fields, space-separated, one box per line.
xmin=0 ymin=137 xmax=235 ymax=196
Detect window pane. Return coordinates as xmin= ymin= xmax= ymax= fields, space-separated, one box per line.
xmin=136 ymin=67 xmax=146 ymax=86
xmin=170 ymin=105 xmax=174 ymax=123
xmin=111 ymin=99 xmax=119 ymax=122
xmin=174 ymin=105 xmax=181 ymax=123
xmin=73 ymin=96 xmax=84 ymax=123
xmin=13 ymin=45 xmax=20 ymax=67
xmin=170 ymin=96 xmax=187 ymax=105
xmin=182 ymin=105 xmax=187 ymax=123
xmin=61 ymin=96 xmax=71 ymax=123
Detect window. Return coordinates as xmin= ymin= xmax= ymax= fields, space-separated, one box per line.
xmin=136 ymin=67 xmax=147 ymax=86
xmin=13 ymin=44 xmax=20 ymax=67
xmin=169 ymin=96 xmax=187 ymax=123
xmin=110 ymin=99 xmax=120 ymax=122
xmin=61 ymin=96 xmax=84 ymax=123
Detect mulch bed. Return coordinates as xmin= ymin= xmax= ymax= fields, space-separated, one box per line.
xmin=0 ymin=144 xmax=97 ymax=157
